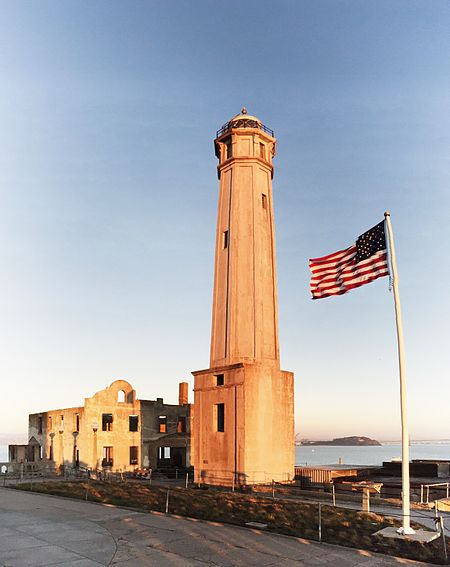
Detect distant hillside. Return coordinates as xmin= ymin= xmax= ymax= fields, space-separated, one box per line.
xmin=301 ymin=436 xmax=381 ymax=446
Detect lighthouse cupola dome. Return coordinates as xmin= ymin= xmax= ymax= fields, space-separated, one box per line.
xmin=216 ymin=108 xmax=274 ymax=139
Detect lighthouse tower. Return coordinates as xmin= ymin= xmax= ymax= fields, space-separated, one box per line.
xmin=192 ymin=109 xmax=294 ymax=485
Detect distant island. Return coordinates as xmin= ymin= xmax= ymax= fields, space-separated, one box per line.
xmin=301 ymin=436 xmax=381 ymax=446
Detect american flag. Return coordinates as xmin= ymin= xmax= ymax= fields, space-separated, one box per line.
xmin=309 ymin=221 xmax=390 ymax=300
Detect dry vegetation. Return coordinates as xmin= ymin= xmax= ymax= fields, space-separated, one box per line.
xmin=11 ymin=481 xmax=449 ymax=565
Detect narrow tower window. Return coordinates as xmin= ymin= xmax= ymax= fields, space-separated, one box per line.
xmin=223 ymin=230 xmax=229 ymax=249
xmin=262 ymin=194 xmax=267 ymax=209
xmin=216 ymin=403 xmax=225 ymax=432
xmin=225 ymin=138 xmax=232 ymax=159
xmin=259 ymin=142 xmax=266 ymax=159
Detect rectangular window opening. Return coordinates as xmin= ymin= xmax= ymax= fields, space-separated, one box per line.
xmin=38 ymin=416 xmax=43 ymax=434
xmin=223 ymin=230 xmax=229 ymax=249
xmin=102 ymin=446 xmax=113 ymax=467
xmin=225 ymin=138 xmax=232 ymax=159
xmin=129 ymin=415 xmax=139 ymax=432
xmin=260 ymin=142 xmax=266 ymax=159
xmin=158 ymin=415 xmax=167 ymax=433
xmin=177 ymin=416 xmax=186 ymax=433
xmin=102 ymin=413 xmax=113 ymax=432
xmin=216 ymin=403 xmax=225 ymax=432
xmin=262 ymin=194 xmax=267 ymax=209
xmin=215 ymin=374 xmax=224 ymax=386
xmin=48 ymin=416 xmax=53 ymax=431
xmin=130 ymin=446 xmax=138 ymax=465
xmin=158 ymin=446 xmax=171 ymax=460
xmin=75 ymin=414 xmax=80 ymax=432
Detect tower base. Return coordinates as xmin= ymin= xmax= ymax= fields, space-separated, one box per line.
xmin=192 ymin=361 xmax=294 ymax=486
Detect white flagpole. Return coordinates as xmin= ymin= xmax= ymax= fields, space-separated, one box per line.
xmin=384 ymin=211 xmax=415 ymax=535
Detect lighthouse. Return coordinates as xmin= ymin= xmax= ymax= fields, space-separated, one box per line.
xmin=192 ymin=109 xmax=294 ymax=485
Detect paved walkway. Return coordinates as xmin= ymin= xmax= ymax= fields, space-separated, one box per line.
xmin=0 ymin=487 xmax=433 ymax=566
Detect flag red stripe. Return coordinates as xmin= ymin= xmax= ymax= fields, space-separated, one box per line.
xmin=309 ymin=245 xmax=355 ymax=264
xmin=309 ymin=220 xmax=389 ymax=299
xmin=310 ymin=252 xmax=388 ymax=286
xmin=312 ymin=270 xmax=389 ymax=299
xmin=309 ymin=247 xmax=357 ymax=275
xmin=311 ymin=266 xmax=389 ymax=295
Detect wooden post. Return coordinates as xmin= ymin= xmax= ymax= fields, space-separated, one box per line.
xmin=165 ymin=489 xmax=170 ymax=514
xmin=384 ymin=212 xmax=415 ymax=535
xmin=440 ymin=517 xmax=448 ymax=563
xmin=362 ymin=488 xmax=370 ymax=512
xmin=318 ymin=502 xmax=322 ymax=543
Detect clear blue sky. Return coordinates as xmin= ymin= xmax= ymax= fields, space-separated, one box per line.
xmin=1 ymin=1 xmax=449 ymax=441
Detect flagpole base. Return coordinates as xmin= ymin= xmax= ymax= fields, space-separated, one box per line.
xmin=397 ymin=526 xmax=416 ymax=536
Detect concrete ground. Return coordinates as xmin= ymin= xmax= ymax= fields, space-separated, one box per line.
xmin=0 ymin=487 xmax=434 ymax=566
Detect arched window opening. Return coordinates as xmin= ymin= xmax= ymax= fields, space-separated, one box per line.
xmin=118 ymin=390 xmax=125 ymax=403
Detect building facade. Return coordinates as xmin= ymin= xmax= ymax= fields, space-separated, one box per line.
xmin=192 ymin=110 xmax=295 ymax=486
xmin=10 ymin=380 xmax=192 ymax=472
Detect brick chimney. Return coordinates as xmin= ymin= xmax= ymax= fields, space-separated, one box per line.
xmin=178 ymin=382 xmax=188 ymax=405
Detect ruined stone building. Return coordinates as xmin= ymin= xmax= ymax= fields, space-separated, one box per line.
xmin=192 ymin=110 xmax=295 ymax=485
xmin=9 ymin=380 xmax=192 ymax=472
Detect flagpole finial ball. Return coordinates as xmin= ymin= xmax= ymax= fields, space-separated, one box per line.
xmin=384 ymin=211 xmax=390 ymax=217
xmin=241 ymin=107 xmax=247 ymax=115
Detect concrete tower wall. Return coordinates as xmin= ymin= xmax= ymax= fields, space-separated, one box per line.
xmin=210 ymin=132 xmax=279 ymax=367
xmin=193 ymin=111 xmax=295 ymax=486
xmin=242 ymin=365 xmax=294 ymax=482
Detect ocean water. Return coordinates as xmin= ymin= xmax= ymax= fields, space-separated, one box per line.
xmin=295 ymin=441 xmax=450 ymax=466
xmin=2 ymin=443 xmax=450 ymax=467
xmin=0 ymin=446 xmax=9 ymax=462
